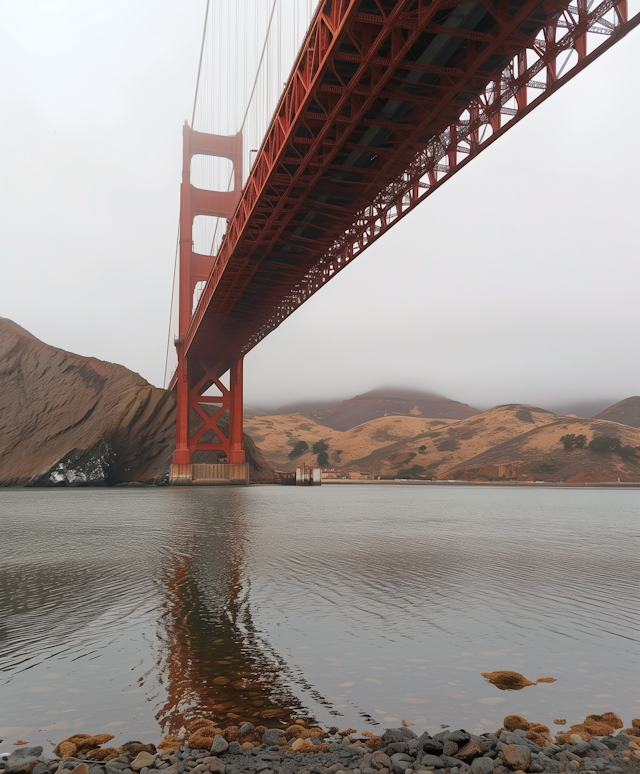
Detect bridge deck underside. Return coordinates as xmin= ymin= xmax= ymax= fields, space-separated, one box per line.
xmin=184 ymin=0 xmax=631 ymax=374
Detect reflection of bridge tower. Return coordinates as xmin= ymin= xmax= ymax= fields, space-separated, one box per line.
xmin=152 ymin=496 xmax=304 ymax=731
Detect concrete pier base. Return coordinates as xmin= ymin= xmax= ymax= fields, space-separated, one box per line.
xmin=169 ymin=463 xmax=249 ymax=485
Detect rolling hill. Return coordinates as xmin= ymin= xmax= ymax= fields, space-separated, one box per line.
xmin=247 ymin=400 xmax=640 ymax=483
xmin=0 ymin=318 xmax=272 ymax=486
xmin=282 ymin=387 xmax=480 ymax=431
xmin=593 ymin=396 xmax=640 ymax=428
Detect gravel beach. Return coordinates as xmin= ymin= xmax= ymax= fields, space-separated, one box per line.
xmin=3 ymin=722 xmax=640 ymax=774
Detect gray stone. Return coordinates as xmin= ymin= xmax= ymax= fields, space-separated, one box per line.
xmin=470 ymin=758 xmax=494 ymax=774
xmin=385 ymin=745 xmax=410 ymax=757
xmin=445 ymin=732 xmax=471 ymax=747
xmin=420 ymin=755 xmax=445 ymax=768
xmin=567 ymin=743 xmax=590 ymax=758
xmin=498 ymin=733 xmax=541 ymax=753
xmin=382 ymin=730 xmax=418 ymax=746
xmin=443 ymin=742 xmax=459 ymax=757
xmin=417 ymin=736 xmax=443 ymax=755
xmin=32 ymin=765 xmax=52 ymax=774
xmin=261 ymin=731 xmax=283 ymax=748
xmin=7 ymin=748 xmax=44 ymax=774
xmin=237 ymin=725 xmax=254 ymax=737
xmin=226 ymin=745 xmax=241 ymax=758
xmin=372 ymin=754 xmax=392 ymax=771
xmin=209 ymin=739 xmax=227 ymax=757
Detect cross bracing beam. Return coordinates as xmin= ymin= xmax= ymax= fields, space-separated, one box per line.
xmin=172 ymin=0 xmax=638 ymax=386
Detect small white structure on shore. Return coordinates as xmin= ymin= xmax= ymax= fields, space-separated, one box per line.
xmin=296 ymin=464 xmax=322 ymax=486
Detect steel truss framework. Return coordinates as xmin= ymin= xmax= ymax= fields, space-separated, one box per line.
xmin=171 ymin=0 xmax=638 ymax=435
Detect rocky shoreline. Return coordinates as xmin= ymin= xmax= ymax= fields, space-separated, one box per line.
xmin=3 ymin=719 xmax=640 ymax=774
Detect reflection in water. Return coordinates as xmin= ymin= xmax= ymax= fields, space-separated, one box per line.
xmin=150 ymin=492 xmax=326 ymax=732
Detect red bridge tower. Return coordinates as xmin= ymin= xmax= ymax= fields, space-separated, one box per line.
xmin=171 ymin=124 xmax=246 ymax=483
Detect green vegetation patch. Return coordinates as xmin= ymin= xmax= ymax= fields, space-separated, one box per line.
xmin=288 ymin=440 xmax=309 ymax=460
xmin=560 ymin=433 xmax=587 ymax=451
xmin=312 ymin=439 xmax=329 ymax=454
xmin=589 ymin=435 xmax=637 ymax=459
xmin=516 ymin=408 xmax=535 ymax=423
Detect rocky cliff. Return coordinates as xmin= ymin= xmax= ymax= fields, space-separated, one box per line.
xmin=0 ymin=318 xmax=273 ymax=486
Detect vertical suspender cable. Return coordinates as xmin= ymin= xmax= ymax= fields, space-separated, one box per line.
xmin=164 ymin=0 xmax=212 ymax=387
xmin=192 ymin=0 xmax=211 ymax=129
xmin=208 ymin=0 xmax=279 ymax=256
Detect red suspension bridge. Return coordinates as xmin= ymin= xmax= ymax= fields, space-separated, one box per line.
xmin=168 ymin=0 xmax=639 ymax=484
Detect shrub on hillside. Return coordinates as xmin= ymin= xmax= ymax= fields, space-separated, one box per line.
xmin=589 ymin=435 xmax=622 ymax=453
xmin=312 ymin=439 xmax=328 ymax=454
xmin=288 ymin=440 xmax=309 ymax=459
xmin=560 ymin=433 xmax=587 ymax=450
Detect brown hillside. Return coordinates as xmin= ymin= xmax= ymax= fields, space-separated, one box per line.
xmin=302 ymin=387 xmax=479 ymax=430
xmin=245 ymin=403 xmax=559 ymax=478
xmin=243 ymin=412 xmax=456 ymax=471
xmin=0 ymin=318 xmax=272 ymax=485
xmin=593 ymin=397 xmax=640 ymax=428
xmin=345 ymin=404 xmax=558 ymax=477
xmin=442 ymin=417 xmax=640 ymax=483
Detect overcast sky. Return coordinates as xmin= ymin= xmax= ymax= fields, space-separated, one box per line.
xmin=1 ymin=1 xmax=638 ymax=413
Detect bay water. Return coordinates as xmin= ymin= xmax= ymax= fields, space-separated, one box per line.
xmin=1 ymin=486 xmax=638 ymax=753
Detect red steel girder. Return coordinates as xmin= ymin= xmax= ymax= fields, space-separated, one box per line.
xmin=173 ymin=0 xmax=638 ymax=384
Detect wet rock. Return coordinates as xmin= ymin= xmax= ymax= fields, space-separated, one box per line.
xmin=568 ymin=743 xmax=590 ymax=758
xmin=455 ymin=740 xmax=484 ymax=761
xmin=261 ymin=732 xmax=283 ymax=748
xmin=445 ymin=732 xmax=471 ymax=747
xmin=209 ymin=739 xmax=227 ymax=757
xmin=420 ymin=754 xmax=445 ymax=768
xmin=470 ymin=758 xmax=494 ymax=774
xmin=479 ymin=737 xmax=498 ymax=753
xmin=32 ymin=765 xmax=52 ymax=774
xmin=418 ymin=736 xmax=444 ymax=754
xmin=385 ymin=745 xmax=410 ymax=757
xmin=381 ymin=731 xmax=417 ymax=747
xmin=371 ymin=753 xmax=392 ymax=771
xmin=225 ymin=746 xmax=241 ymax=757
xmin=131 ymin=755 xmax=156 ymax=773
xmin=7 ymin=748 xmax=44 ymax=773
xmin=502 ymin=745 xmax=531 ymax=771
xmin=498 ymin=733 xmax=541 ymax=752
xmin=480 ymin=672 xmax=536 ymax=690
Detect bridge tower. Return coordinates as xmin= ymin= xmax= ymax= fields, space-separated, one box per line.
xmin=170 ymin=123 xmax=246 ymax=485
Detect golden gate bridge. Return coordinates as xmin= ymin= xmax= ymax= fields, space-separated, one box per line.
xmin=165 ymin=0 xmax=639 ymax=485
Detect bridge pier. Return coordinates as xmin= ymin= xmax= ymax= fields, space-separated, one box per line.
xmin=170 ymin=122 xmax=246 ymax=485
